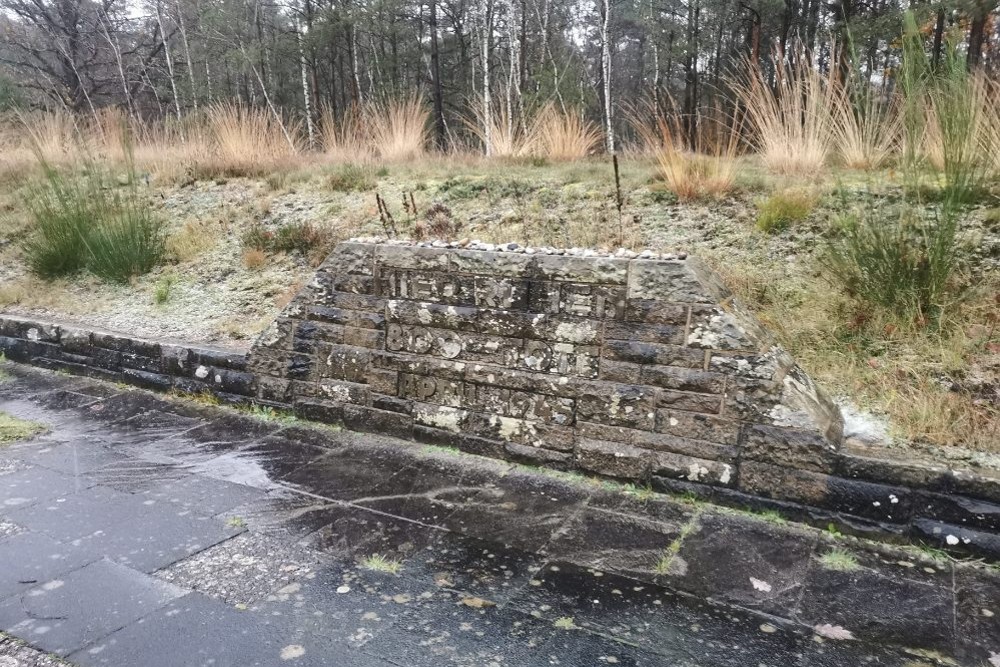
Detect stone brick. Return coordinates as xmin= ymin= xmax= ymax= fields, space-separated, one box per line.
xmin=58 ymin=326 xmax=93 ymax=354
xmin=91 ymin=332 xmax=161 ymax=358
xmin=342 ymin=404 xmax=413 ymax=439
xmin=371 ymin=394 xmax=411 ymax=414
xmin=623 ymin=300 xmax=690 ymax=325
xmin=654 ymin=410 xmax=740 ymax=446
xmin=320 ymin=345 xmax=371 ymax=383
xmin=191 ymin=347 xmax=248 ymax=371
xmin=598 ymin=359 xmax=640 ymax=383
xmin=576 ymin=439 xmax=650 ymax=479
xmin=122 ymin=368 xmax=173 ymax=391
xmin=742 ymin=424 xmax=838 ymax=473
xmin=0 ymin=317 xmax=60 ymax=342
xmin=366 ymin=368 xmax=399 ymax=395
xmin=576 ymin=382 xmax=656 ymax=430
xmin=602 ymin=339 xmax=704 ymax=368
xmin=504 ymin=442 xmax=572 ymax=467
xmin=376 ymin=244 xmax=449 ymax=270
xmin=294 ymin=399 xmax=346 ymax=425
xmin=632 ymin=431 xmax=739 ymax=463
xmin=657 ymin=389 xmax=722 ymax=414
xmin=343 ymin=326 xmax=383 ymax=349
xmin=257 ymin=376 xmax=292 ymax=404
xmin=119 ymin=353 xmax=163 ymax=373
xmin=386 ymin=300 xmax=478 ymax=331
xmin=910 ymin=518 xmax=1000 ymax=560
xmin=651 ymin=451 xmax=735 ymax=487
xmin=912 ymin=493 xmax=1000 ymax=532
xmin=604 ymin=321 xmax=685 ymax=345
xmin=413 ymin=425 xmax=506 ymax=459
xmin=321 ymin=241 xmax=375 ymax=275
xmin=308 ymin=305 xmax=385 ymax=329
xmin=641 ymin=366 xmax=726 ymax=394
xmin=627 ymin=259 xmax=718 ymax=303
xmin=738 ymin=462 xmax=913 ymax=524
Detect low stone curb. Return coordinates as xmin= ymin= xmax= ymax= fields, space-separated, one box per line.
xmin=3 ymin=311 xmax=1000 ymax=562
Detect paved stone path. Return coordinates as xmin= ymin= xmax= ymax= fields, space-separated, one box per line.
xmin=0 ymin=364 xmax=997 ymax=667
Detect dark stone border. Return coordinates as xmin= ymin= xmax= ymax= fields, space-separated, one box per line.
xmin=3 ymin=312 xmax=1000 ymax=561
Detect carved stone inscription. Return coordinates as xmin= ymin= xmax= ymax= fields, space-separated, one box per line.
xmin=249 ymin=241 xmax=845 ymax=488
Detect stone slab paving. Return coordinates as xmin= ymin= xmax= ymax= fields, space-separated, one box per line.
xmin=0 ymin=363 xmax=998 ymax=667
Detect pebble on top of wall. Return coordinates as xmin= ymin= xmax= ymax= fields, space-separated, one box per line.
xmin=247 ymin=240 xmax=844 ymax=487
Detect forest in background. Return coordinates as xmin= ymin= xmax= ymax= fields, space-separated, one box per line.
xmin=0 ymin=0 xmax=997 ymax=151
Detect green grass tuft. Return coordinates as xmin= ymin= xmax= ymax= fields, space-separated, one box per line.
xmin=153 ymin=275 xmax=174 ymax=305
xmin=359 ymin=553 xmax=402 ymax=574
xmin=23 ymin=159 xmax=164 ymax=284
xmin=325 ymin=164 xmax=377 ymax=192
xmin=755 ymin=190 xmax=817 ymax=233
xmin=0 ymin=411 xmax=47 ymax=444
xmin=817 ymin=548 xmax=861 ymax=572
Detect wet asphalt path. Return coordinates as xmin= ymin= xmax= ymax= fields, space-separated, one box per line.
xmin=0 ymin=364 xmax=997 ymax=666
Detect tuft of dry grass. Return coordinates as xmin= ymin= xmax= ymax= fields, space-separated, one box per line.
xmin=367 ymin=95 xmax=429 ymax=162
xmin=165 ymin=220 xmax=219 ymax=262
xmin=975 ymin=76 xmax=1000 ymax=177
xmin=321 ymin=104 xmax=373 ymax=163
xmin=733 ymin=53 xmax=835 ymax=176
xmin=242 ymin=248 xmax=267 ymax=269
xmin=829 ymin=87 xmax=901 ymax=171
xmin=532 ymin=104 xmax=602 ymax=161
xmin=634 ymin=109 xmax=740 ymax=202
xmin=467 ymin=97 xmax=534 ymax=158
xmin=206 ymin=103 xmax=302 ymax=176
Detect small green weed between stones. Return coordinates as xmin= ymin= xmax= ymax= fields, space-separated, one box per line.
xmin=359 ymin=554 xmax=402 ymax=574
xmin=154 ymin=275 xmax=174 ymax=304
xmin=245 ymin=403 xmax=297 ymax=424
xmin=0 ymin=352 xmax=9 ymax=383
xmin=226 ymin=516 xmax=247 ymax=529
xmin=817 ymin=548 xmax=861 ymax=572
xmin=553 ymin=617 xmax=577 ymax=630
xmin=655 ymin=514 xmax=701 ymax=575
xmin=0 ymin=411 xmax=47 ymax=445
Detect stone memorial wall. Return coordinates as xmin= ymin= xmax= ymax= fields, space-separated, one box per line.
xmin=247 ymin=240 xmax=844 ymax=488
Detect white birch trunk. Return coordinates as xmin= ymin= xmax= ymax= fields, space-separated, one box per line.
xmin=296 ymin=15 xmax=315 ymax=148
xmin=156 ymin=2 xmax=183 ymax=123
xmin=602 ymin=0 xmax=614 ymax=153
xmin=174 ymin=0 xmax=198 ymax=111
xmin=481 ymin=0 xmax=493 ymax=155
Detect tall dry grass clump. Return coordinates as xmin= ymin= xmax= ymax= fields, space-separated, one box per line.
xmin=321 ymin=104 xmax=372 ymax=163
xmin=532 ymin=104 xmax=601 ymax=160
xmin=467 ymin=98 xmax=534 ymax=157
xmin=366 ymin=95 xmax=428 ymax=161
xmin=733 ymin=53 xmax=835 ymax=175
xmin=632 ymin=106 xmax=740 ymax=201
xmin=207 ymin=103 xmax=301 ymax=175
xmin=829 ymin=84 xmax=900 ymax=170
xmin=979 ymin=77 xmax=1000 ymax=176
